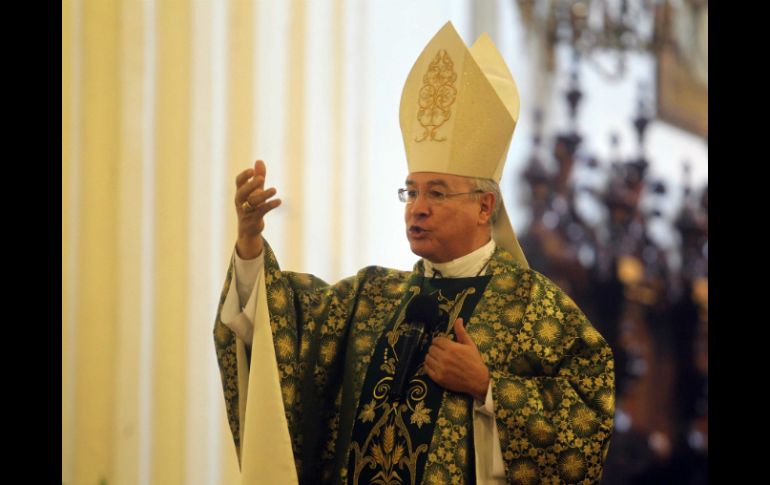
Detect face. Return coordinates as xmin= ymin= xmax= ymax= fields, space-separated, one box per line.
xmin=404 ymin=172 xmax=494 ymax=263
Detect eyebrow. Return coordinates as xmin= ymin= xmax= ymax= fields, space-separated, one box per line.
xmin=405 ymin=178 xmax=450 ymax=188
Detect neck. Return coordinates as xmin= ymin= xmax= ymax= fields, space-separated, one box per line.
xmin=424 ymin=239 xmax=496 ymax=278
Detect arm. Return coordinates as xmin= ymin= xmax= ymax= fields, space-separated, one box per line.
xmin=215 ymin=240 xmax=359 ymax=472
xmin=218 ymin=159 xmax=282 ymax=369
xmin=491 ymin=275 xmax=615 ymax=484
xmin=215 ymin=160 xmax=361 ymax=480
xmin=214 ymin=242 xmax=313 ymax=482
xmin=213 ymin=159 xmax=282 ymax=464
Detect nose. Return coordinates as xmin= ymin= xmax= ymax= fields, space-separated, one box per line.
xmin=408 ymin=191 xmax=431 ymax=218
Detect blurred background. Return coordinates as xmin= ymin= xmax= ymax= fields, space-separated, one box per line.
xmin=62 ymin=0 xmax=707 ymax=484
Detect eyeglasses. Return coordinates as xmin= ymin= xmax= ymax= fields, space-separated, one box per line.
xmin=397 ymin=188 xmax=483 ymax=204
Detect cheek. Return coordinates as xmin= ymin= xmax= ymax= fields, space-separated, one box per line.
xmin=404 ymin=204 xmax=417 ymax=222
xmin=447 ymin=220 xmax=480 ymax=244
xmin=450 ymin=210 xmax=478 ymax=231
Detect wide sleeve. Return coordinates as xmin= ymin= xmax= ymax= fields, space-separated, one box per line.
xmin=491 ymin=272 xmax=615 ymax=485
xmin=213 ymin=257 xmax=246 ymax=458
xmin=213 ymin=240 xmax=360 ymax=479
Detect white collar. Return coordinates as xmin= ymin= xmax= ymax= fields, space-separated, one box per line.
xmin=423 ymin=239 xmax=496 ymax=278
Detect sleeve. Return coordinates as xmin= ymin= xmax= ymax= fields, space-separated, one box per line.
xmin=472 ymin=380 xmax=507 ymax=484
xmin=219 ymin=248 xmax=265 ymax=348
xmin=213 ymin=239 xmax=360 ymax=476
xmin=234 ymin=246 xmax=263 ymax=307
xmin=491 ymin=273 xmax=615 ymax=485
xmin=213 ymin=256 xmax=248 ymax=462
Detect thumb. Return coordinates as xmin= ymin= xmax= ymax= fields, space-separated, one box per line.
xmin=454 ymin=318 xmax=474 ymax=346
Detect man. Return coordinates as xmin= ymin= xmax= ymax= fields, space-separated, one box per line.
xmin=214 ymin=22 xmax=614 ymax=485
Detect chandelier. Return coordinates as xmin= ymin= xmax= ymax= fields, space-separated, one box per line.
xmin=516 ymin=0 xmax=659 ymax=80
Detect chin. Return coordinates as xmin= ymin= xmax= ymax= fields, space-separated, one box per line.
xmin=408 ymin=240 xmax=434 ymax=260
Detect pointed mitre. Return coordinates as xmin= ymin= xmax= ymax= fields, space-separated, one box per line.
xmin=399 ymin=21 xmax=529 ymax=269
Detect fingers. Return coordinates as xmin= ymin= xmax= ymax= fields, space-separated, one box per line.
xmin=428 ymin=341 xmax=447 ymax=359
xmin=251 ymin=198 xmax=282 ymax=219
xmin=235 ymin=168 xmax=254 ymax=188
xmin=426 ymin=341 xmax=449 ymax=383
xmin=254 ymin=159 xmax=267 ymax=180
xmin=424 ymin=353 xmax=442 ymax=380
xmin=431 ymin=336 xmax=454 ymax=351
xmin=235 ymin=175 xmax=265 ymax=203
xmin=233 ymin=160 xmax=282 ymax=237
xmin=235 ymin=160 xmax=268 ymax=200
xmin=245 ymin=187 xmax=278 ymax=207
xmin=240 ymin=195 xmax=282 ymax=219
xmin=236 ymin=180 xmax=280 ymax=217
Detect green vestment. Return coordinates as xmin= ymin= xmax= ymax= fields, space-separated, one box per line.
xmin=214 ymin=242 xmax=614 ymax=484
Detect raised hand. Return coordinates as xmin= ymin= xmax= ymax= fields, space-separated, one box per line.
xmin=234 ymin=160 xmax=281 ymax=259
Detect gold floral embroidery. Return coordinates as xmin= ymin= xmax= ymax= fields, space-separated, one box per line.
xmin=570 ymin=404 xmax=598 ymax=436
xmin=360 ymin=399 xmax=377 ymax=423
xmin=499 ymin=380 xmax=527 ymax=407
xmin=534 ymin=318 xmax=562 ymax=344
xmin=502 ymin=304 xmax=525 ymax=326
xmin=527 ymin=416 xmax=557 ymax=448
xmin=415 ymin=50 xmax=458 ymax=142
xmin=594 ymin=389 xmax=615 ymax=416
xmin=423 ymin=465 xmax=449 ymax=485
xmin=444 ymin=397 xmax=467 ymax=422
xmin=511 ymin=459 xmax=539 ymax=484
xmin=275 ymin=333 xmax=294 ymax=360
xmin=351 ymin=403 xmax=430 ymax=485
xmin=558 ymin=449 xmax=587 ymax=482
xmin=410 ymin=401 xmax=431 ymax=429
xmin=319 ymin=339 xmax=337 ymax=365
xmin=269 ymin=287 xmax=288 ymax=311
xmin=581 ymin=325 xmax=602 ymax=345
xmin=281 ymin=381 xmax=296 ymax=407
xmin=470 ymin=324 xmax=495 ymax=351
xmin=354 ymin=334 xmax=375 ymax=354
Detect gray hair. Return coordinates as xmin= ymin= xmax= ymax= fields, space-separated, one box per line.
xmin=467 ymin=177 xmax=502 ymax=225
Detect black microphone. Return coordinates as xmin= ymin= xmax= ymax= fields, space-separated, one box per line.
xmin=389 ymin=295 xmax=439 ymax=402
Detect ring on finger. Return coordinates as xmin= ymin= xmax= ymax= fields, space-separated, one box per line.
xmin=241 ymin=200 xmax=255 ymax=213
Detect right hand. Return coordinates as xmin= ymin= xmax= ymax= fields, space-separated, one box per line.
xmin=235 ymin=160 xmax=282 ymax=259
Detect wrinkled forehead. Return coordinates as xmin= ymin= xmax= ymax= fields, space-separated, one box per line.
xmin=405 ymin=172 xmax=473 ymax=190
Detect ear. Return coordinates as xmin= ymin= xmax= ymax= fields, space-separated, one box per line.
xmin=478 ymin=191 xmax=495 ymax=225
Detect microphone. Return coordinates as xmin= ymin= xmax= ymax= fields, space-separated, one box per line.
xmin=389 ymin=295 xmax=439 ymax=402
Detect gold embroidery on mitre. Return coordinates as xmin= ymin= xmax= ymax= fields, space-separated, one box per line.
xmin=415 ymin=50 xmax=458 ymax=142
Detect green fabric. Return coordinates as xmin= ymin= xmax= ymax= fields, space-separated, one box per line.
xmin=214 ymin=241 xmax=614 ymax=484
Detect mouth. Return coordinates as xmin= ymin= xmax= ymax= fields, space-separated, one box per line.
xmin=408 ymin=225 xmax=429 ymax=238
